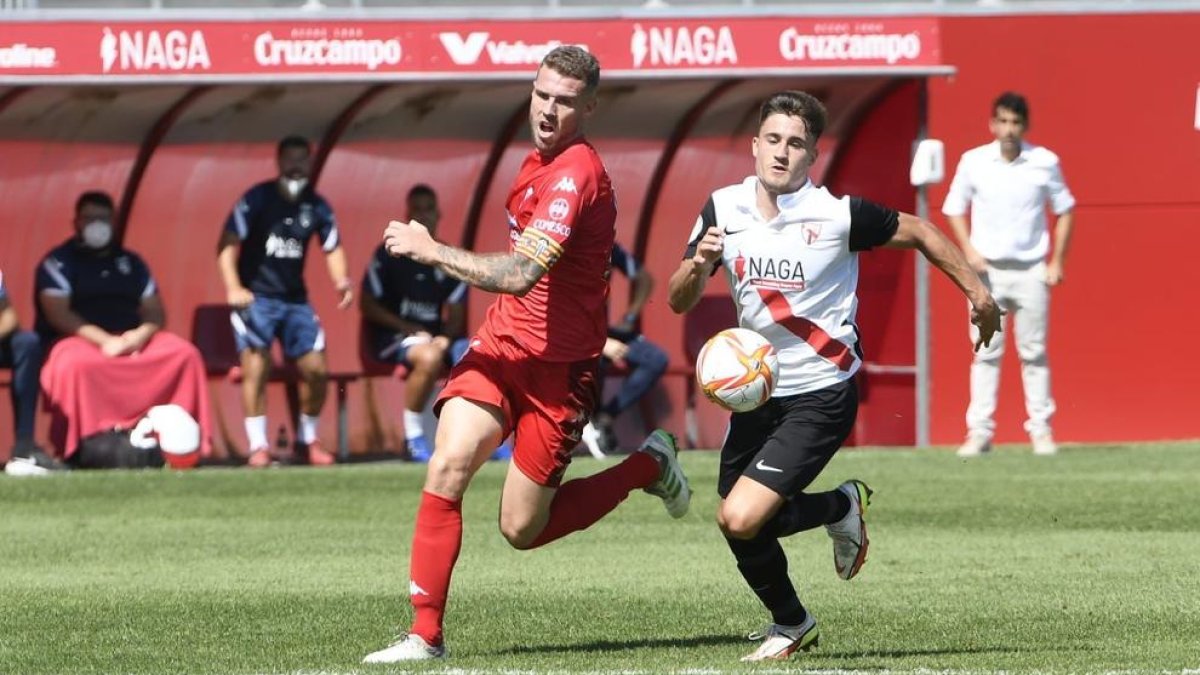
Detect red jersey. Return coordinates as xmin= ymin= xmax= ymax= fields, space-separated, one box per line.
xmin=481 ymin=137 xmax=616 ymax=362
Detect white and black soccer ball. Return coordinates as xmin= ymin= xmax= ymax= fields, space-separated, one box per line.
xmin=695 ymin=328 xmax=779 ymax=413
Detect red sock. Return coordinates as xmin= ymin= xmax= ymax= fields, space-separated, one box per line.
xmin=409 ymin=491 xmax=463 ymax=646
xmin=528 ymin=451 xmax=660 ymax=548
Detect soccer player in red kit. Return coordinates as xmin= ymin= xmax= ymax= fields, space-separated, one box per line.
xmin=362 ymin=46 xmax=692 ymax=664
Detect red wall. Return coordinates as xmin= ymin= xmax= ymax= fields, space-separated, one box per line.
xmin=927 ymin=13 xmax=1200 ymax=444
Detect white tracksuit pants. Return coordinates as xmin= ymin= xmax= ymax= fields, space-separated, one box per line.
xmin=967 ymin=260 xmax=1055 ymax=439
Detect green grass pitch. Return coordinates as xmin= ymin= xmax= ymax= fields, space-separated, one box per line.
xmin=2 ymin=442 xmax=1198 ymax=673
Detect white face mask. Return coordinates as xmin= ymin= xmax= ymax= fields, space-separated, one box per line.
xmin=81 ymin=220 xmax=113 ymax=250
xmin=280 ymin=177 xmax=308 ymax=200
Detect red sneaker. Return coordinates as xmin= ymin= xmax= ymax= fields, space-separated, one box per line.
xmin=306 ymin=440 xmax=336 ymax=466
xmin=246 ymin=447 xmax=272 ymax=468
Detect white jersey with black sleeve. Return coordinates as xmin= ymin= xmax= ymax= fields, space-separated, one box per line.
xmin=683 ymin=177 xmax=899 ymax=396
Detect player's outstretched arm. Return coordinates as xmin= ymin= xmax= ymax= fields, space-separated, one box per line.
xmin=383 ymin=219 xmax=546 ymax=296
xmin=884 ymin=213 xmax=1002 ymax=351
xmin=668 ymin=226 xmax=723 ymax=314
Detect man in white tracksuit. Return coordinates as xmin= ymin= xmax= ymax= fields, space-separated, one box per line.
xmin=943 ymin=91 xmax=1076 ymax=457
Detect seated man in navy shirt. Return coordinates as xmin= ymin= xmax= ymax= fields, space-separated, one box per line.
xmin=35 ymin=191 xmax=210 ymax=463
xmin=1 ymin=268 xmax=62 ymax=475
xmin=360 ymin=185 xmax=469 ymax=462
xmin=580 ymin=243 xmax=670 ymax=458
xmin=217 ymin=135 xmax=354 ymax=467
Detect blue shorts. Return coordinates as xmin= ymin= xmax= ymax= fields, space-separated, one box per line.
xmin=231 ymin=297 xmax=324 ymax=360
xmin=374 ymin=332 xmax=470 ymax=368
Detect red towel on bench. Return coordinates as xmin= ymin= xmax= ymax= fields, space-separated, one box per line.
xmin=40 ymin=332 xmax=213 ymax=459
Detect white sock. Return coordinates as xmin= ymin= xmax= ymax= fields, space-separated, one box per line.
xmin=245 ymin=416 xmax=268 ymax=450
xmin=299 ymin=414 xmax=319 ymax=444
xmin=404 ymin=410 xmax=424 ymax=439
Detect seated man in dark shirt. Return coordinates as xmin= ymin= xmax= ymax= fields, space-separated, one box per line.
xmin=360 ymin=185 xmax=469 ymax=462
xmin=34 ymin=190 xmax=211 ymax=463
xmin=580 ymin=243 xmax=670 ymax=458
xmin=0 ymin=268 xmax=62 ymax=475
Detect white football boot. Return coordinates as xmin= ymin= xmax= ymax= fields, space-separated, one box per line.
xmin=826 ymin=479 xmax=873 ymax=580
xmin=362 ymin=633 xmax=446 ymax=663
xmin=638 ymin=429 xmax=691 ymax=519
xmin=742 ymin=614 xmax=820 ymax=661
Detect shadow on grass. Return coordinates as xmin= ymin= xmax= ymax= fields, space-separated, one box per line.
xmin=823 ymin=645 xmax=1032 ymax=659
xmin=496 ymin=633 xmax=744 ymax=655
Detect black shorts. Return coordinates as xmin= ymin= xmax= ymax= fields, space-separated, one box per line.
xmin=717 ymin=378 xmax=858 ymax=499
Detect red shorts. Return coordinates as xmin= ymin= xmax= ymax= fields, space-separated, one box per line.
xmin=435 ymin=330 xmax=599 ymax=487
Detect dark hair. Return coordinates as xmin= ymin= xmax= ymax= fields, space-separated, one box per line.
xmin=992 ymin=91 xmax=1029 ymax=125
xmin=759 ymin=91 xmax=827 ymax=142
xmin=407 ymin=184 xmax=437 ymax=203
xmin=75 ymin=190 xmax=115 ymax=216
xmin=540 ymin=45 xmax=600 ymax=94
xmin=277 ymin=135 xmax=312 ymax=157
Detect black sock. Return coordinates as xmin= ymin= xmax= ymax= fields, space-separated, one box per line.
xmin=725 ymin=534 xmax=807 ymax=626
xmin=764 ymin=490 xmax=852 ymax=538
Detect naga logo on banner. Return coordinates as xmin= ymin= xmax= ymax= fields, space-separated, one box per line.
xmin=630 ymin=24 xmax=738 ymax=68
xmin=438 ymin=32 xmax=571 ymax=67
xmin=100 ymin=27 xmax=211 ymax=73
xmin=254 ymin=28 xmax=403 ymax=71
xmin=0 ymin=44 xmax=57 ymax=70
xmin=778 ymin=24 xmax=922 ymax=65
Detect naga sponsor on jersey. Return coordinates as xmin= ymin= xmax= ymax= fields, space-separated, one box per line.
xmin=552 ymin=177 xmax=578 ymax=194
xmin=0 ymin=44 xmax=57 ymax=69
xmin=735 ymin=255 xmax=807 ymax=291
xmin=265 ymin=233 xmax=304 ymax=260
xmin=533 ymin=219 xmax=572 ymax=238
xmin=778 ymin=27 xmax=921 ymax=64
xmin=255 ymin=31 xmax=402 ymax=71
xmin=100 ymin=28 xmax=211 ymax=73
xmin=630 ymin=24 xmax=737 ymax=68
xmin=438 ymin=32 xmax=576 ymax=66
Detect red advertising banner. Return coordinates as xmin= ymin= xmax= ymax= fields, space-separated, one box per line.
xmin=0 ymin=17 xmax=944 ymax=82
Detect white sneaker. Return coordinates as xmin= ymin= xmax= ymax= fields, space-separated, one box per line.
xmin=4 ymin=457 xmax=51 ymax=477
xmin=741 ymin=614 xmax=819 ymax=661
xmin=361 ymin=633 xmax=446 ymax=663
xmin=1032 ymin=433 xmax=1058 ymax=456
xmin=580 ymin=421 xmax=607 ymax=459
xmin=638 ymin=429 xmax=691 ymax=519
xmin=826 ymin=479 xmax=872 ymax=580
xmin=956 ymin=435 xmax=992 ymax=457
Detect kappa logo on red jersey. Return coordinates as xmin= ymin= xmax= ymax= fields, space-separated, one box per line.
xmin=552 ymin=176 xmax=578 ymax=194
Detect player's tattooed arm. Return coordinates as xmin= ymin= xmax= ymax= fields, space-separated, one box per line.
xmin=383 ymin=219 xmax=547 ymax=295
xmin=431 ymin=244 xmax=546 ymax=296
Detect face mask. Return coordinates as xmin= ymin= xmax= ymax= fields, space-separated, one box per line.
xmin=81 ymin=220 xmax=113 ymax=250
xmin=280 ymin=177 xmax=308 ymax=200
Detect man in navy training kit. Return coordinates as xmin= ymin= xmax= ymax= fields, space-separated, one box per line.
xmin=667 ymin=90 xmax=1002 ymax=661
xmin=579 ymin=243 xmax=669 ymax=458
xmin=360 ymin=184 xmax=471 ymax=462
xmin=217 ymin=135 xmax=354 ymax=467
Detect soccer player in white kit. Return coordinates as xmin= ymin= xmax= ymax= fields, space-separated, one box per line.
xmin=942 ymin=92 xmax=1075 ymax=457
xmin=667 ymin=91 xmax=1003 ymax=662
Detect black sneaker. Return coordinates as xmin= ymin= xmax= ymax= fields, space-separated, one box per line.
xmin=6 ymin=443 xmax=67 ymax=476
